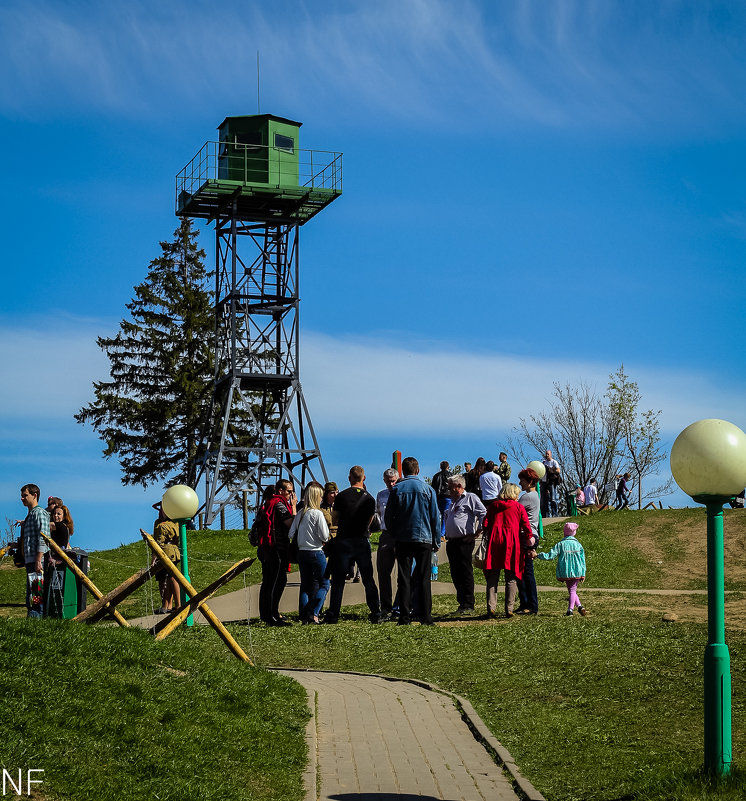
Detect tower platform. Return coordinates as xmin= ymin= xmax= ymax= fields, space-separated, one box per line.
xmin=176 ymin=141 xmax=342 ymax=224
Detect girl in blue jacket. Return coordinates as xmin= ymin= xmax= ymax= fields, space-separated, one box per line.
xmin=535 ymin=521 xmax=588 ymax=617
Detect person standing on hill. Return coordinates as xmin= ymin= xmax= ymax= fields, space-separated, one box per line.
xmin=257 ymin=479 xmax=297 ymax=627
xmin=444 ymin=474 xmax=486 ymax=614
xmin=535 ymin=521 xmax=588 ymax=616
xmin=385 ymin=456 xmax=441 ymax=625
xmin=19 ymin=484 xmax=49 ymax=617
xmin=583 ymin=479 xmax=599 ymax=507
xmin=515 ymin=468 xmax=540 ymax=615
xmin=496 ymin=452 xmax=512 ymax=484
xmin=325 ymin=466 xmax=382 ymax=624
xmin=541 ymin=450 xmax=561 ymax=517
xmin=479 ymin=460 xmax=503 ymax=506
xmin=375 ymin=468 xmax=399 ymax=618
xmin=431 ymin=460 xmax=452 ymax=538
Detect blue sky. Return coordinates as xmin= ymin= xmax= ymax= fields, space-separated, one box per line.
xmin=2 ymin=0 xmax=745 ymax=550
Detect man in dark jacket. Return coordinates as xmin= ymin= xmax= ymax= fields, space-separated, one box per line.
xmin=384 ymin=457 xmax=441 ymax=625
xmin=258 ymin=479 xmax=296 ymax=626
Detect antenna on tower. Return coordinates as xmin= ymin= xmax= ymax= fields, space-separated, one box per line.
xmin=256 ymin=51 xmax=260 ymax=113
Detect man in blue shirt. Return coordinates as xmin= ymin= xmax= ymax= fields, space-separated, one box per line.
xmin=384 ymin=456 xmax=441 ymax=625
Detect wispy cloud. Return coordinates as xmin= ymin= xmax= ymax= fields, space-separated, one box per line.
xmin=301 ymin=331 xmax=746 ymax=438
xmin=1 ymin=1 xmax=745 ymax=134
xmin=0 ymin=317 xmax=108 ymax=420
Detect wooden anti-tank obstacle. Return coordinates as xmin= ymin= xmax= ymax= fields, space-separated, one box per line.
xmin=42 ymin=530 xmax=255 ymax=663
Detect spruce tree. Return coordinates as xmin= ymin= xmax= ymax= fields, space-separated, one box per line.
xmin=76 ymin=219 xmax=214 ymax=487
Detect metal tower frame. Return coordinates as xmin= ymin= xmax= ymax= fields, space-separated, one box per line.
xmin=176 ymin=127 xmax=342 ymax=524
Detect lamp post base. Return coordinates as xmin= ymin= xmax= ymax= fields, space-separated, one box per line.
xmin=704 ymin=642 xmax=732 ymax=776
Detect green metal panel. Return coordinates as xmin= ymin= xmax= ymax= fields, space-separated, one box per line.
xmin=268 ymin=118 xmax=300 ymax=187
xmin=217 ymin=114 xmax=301 ymax=188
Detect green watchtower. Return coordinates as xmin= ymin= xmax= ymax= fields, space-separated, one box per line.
xmin=176 ymin=114 xmax=342 ymax=525
xmin=177 ymin=113 xmax=341 ymax=224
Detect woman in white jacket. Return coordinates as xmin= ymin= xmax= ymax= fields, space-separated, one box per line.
xmin=289 ymin=482 xmax=331 ymax=623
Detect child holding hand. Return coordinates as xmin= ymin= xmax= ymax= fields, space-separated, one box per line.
xmin=535 ymin=521 xmax=588 ymax=617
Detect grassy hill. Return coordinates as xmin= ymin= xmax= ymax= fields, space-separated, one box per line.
xmin=1 ymin=509 xmax=745 ymax=800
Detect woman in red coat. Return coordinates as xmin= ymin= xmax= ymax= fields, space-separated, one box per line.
xmin=482 ymin=483 xmax=532 ymax=618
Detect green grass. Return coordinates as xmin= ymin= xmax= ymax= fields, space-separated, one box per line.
xmin=535 ymin=508 xmax=746 ymax=591
xmin=0 ymin=530 xmax=262 ymax=619
xmin=239 ymin=595 xmax=746 ymax=801
xmin=3 ymin=510 xmax=746 ymax=800
xmin=0 ymin=618 xmax=308 ymax=801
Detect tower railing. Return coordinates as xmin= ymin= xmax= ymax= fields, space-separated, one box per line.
xmin=176 ymin=141 xmax=342 ymax=208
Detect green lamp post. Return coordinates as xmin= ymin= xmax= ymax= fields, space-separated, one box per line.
xmin=670 ymin=418 xmax=746 ymax=777
xmin=527 ymin=460 xmax=547 ymax=538
xmin=161 ymin=485 xmax=200 ymax=628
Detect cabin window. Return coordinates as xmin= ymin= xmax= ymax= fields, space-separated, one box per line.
xmin=274 ymin=133 xmax=294 ymax=153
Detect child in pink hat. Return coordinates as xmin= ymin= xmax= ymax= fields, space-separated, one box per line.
xmin=535 ymin=521 xmax=588 ymax=616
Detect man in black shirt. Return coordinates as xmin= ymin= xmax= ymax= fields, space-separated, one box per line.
xmin=325 ymin=465 xmax=382 ymax=624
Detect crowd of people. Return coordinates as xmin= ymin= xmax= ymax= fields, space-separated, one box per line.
xmin=12 ymin=484 xmax=75 ymax=617
xmin=252 ymin=452 xmax=590 ymax=626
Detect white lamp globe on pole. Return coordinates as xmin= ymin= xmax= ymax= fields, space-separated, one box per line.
xmin=161 ymin=485 xmax=200 ymax=627
xmin=670 ymin=418 xmax=746 ymax=777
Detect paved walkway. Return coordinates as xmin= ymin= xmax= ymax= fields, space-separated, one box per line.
xmin=277 ymin=669 xmax=543 ymax=801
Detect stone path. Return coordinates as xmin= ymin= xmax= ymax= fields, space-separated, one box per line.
xmin=277 ymin=669 xmax=544 ymax=801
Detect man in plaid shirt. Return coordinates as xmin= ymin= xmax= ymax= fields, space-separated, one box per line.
xmin=20 ymin=483 xmax=49 ymax=616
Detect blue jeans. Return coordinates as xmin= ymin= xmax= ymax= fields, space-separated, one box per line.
xmin=297 ymin=549 xmax=330 ymax=620
xmin=327 ymin=538 xmax=380 ymax=621
xmin=437 ymin=496 xmax=452 ymax=538
xmin=540 ymin=484 xmax=559 ymax=517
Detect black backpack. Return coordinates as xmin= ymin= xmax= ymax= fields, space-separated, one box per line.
xmin=249 ymin=496 xmax=281 ymax=547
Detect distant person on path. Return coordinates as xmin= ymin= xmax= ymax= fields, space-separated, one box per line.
xmin=481 ymin=483 xmax=532 ymax=618
xmin=496 ymin=452 xmax=511 ymax=484
xmin=289 ymin=482 xmax=330 ymax=624
xmin=444 ymin=475 xmax=486 ymax=614
xmin=515 ymin=468 xmax=540 ymax=615
xmin=375 ymin=468 xmax=399 ymax=618
xmin=385 ymin=456 xmax=441 ymax=625
xmin=257 ymin=479 xmax=297 ymax=627
xmin=535 ymin=521 xmax=588 ymax=616
xmin=540 ymin=450 xmax=561 ymax=517
xmin=325 ymin=466 xmax=382 ymax=624
xmin=430 ymin=460 xmax=452 ymax=538
xmin=615 ymin=473 xmax=632 ymax=510
xmin=479 ymin=460 xmax=503 ymax=506
xmin=583 ymin=479 xmax=599 ymax=507
xmin=19 ymin=484 xmax=49 ymax=617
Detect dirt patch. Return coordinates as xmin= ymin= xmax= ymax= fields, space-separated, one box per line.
xmin=623 ymin=509 xmax=746 ymax=589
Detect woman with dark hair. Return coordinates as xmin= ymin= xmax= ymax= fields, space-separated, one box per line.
xmin=466 ymin=457 xmax=486 ymax=497
xmin=515 ymin=468 xmax=540 ymax=615
xmin=482 ymin=483 xmax=532 ymax=618
xmin=49 ymin=505 xmax=73 ymax=551
xmin=615 ymin=473 xmax=632 ymax=510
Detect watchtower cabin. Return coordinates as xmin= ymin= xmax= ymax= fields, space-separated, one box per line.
xmin=176 ymin=113 xmax=341 ymax=224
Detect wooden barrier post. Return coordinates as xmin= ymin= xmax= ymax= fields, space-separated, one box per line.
xmin=41 ymin=534 xmax=130 ymax=628
xmin=141 ymin=530 xmax=252 ymax=664
xmin=151 ymin=557 xmax=255 ymax=640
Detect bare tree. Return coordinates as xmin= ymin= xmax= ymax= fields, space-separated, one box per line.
xmin=507 ymin=381 xmax=623 ymax=504
xmin=606 ymin=365 xmax=674 ymax=508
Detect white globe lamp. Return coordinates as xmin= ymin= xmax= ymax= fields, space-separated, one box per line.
xmin=670 ymin=418 xmax=746 ymax=777
xmin=162 ymin=485 xmax=200 ymax=521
